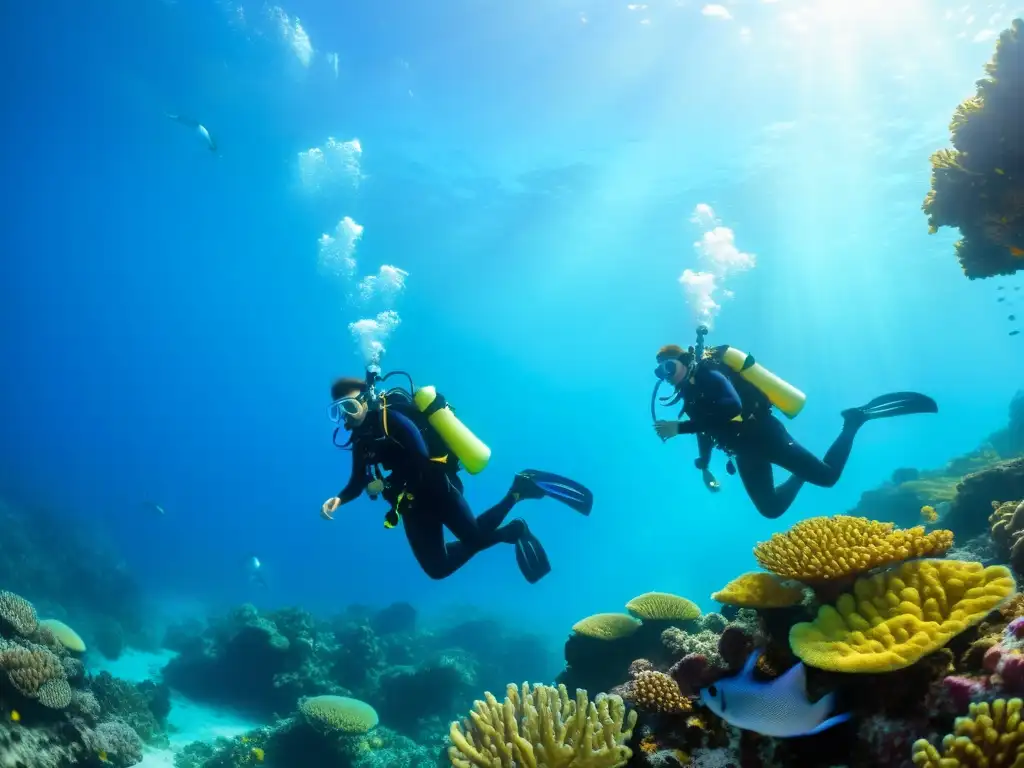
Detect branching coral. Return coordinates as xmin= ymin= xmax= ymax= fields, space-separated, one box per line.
xmin=0 ymin=643 xmax=73 ymax=708
xmin=790 ymin=559 xmax=1016 ymax=673
xmin=912 ymin=698 xmax=1024 ymax=766
xmin=991 ymin=500 xmax=1024 ymax=574
xmin=753 ymin=515 xmax=954 ymax=585
xmin=448 ymin=683 xmax=637 ymax=768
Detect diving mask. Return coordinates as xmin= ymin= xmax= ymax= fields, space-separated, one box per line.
xmin=655 ymin=358 xmax=689 ymax=381
xmin=328 ymin=396 xmax=365 ymax=423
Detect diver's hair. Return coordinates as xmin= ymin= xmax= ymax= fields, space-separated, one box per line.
xmin=331 ymin=376 xmax=367 ymax=401
xmin=656 ymin=344 xmax=692 ymax=364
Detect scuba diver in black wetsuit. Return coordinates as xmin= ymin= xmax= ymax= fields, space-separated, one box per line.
xmin=319 ymin=367 xmax=594 ymax=583
xmin=650 ymin=326 xmax=938 ymax=519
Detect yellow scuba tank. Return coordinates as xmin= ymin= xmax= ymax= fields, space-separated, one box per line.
xmin=413 ymin=386 xmax=491 ymax=474
xmin=715 ymin=346 xmax=807 ymax=419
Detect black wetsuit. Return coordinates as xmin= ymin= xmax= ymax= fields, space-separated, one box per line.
xmin=677 ymin=365 xmax=860 ymax=519
xmin=338 ymin=404 xmax=526 ymax=580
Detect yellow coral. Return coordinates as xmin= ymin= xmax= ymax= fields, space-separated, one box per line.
xmin=911 ymin=698 xmax=1024 ymax=767
xmin=753 ymin=515 xmax=954 ymax=584
xmin=572 ymin=613 xmax=642 ymax=640
xmin=790 ymin=559 xmax=1016 ymax=673
xmin=39 ymin=619 xmax=86 ymax=654
xmin=625 ymin=592 xmax=700 ymax=621
xmin=448 ymin=682 xmax=636 ymax=768
xmin=711 ymin=572 xmax=805 ymax=609
xmin=629 ymin=671 xmax=690 ymax=714
xmin=299 ymin=695 xmax=378 ymax=734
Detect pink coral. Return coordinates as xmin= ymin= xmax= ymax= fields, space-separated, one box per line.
xmin=942 ymin=675 xmax=989 ymax=709
xmin=1008 ymin=616 xmax=1024 ymax=639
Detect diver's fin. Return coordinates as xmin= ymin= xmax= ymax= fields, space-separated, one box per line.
xmin=841 ymin=392 xmax=937 ymax=424
xmin=514 ymin=521 xmax=551 ymax=584
xmin=514 ymin=470 xmax=594 ymax=516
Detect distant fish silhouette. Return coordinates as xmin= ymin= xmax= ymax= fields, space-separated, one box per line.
xmin=166 ymin=113 xmax=217 ymax=152
xmin=247 ymin=555 xmax=268 ymax=588
xmin=1011 ymin=330 xmax=1020 ymax=337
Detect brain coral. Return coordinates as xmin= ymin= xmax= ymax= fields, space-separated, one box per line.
xmin=299 ymin=695 xmax=379 ymax=734
xmin=754 ymin=515 xmax=954 ymax=584
xmin=790 ymin=559 xmax=1016 ymax=673
xmin=626 ymin=592 xmax=701 ymax=621
xmin=572 ymin=613 xmax=642 ymax=640
xmin=712 ymin=572 xmax=805 ymax=609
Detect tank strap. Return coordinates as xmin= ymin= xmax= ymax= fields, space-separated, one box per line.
xmin=422 ymin=391 xmax=448 ymax=418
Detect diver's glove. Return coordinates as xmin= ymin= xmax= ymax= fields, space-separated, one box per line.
xmin=655 ymin=420 xmax=689 ymax=440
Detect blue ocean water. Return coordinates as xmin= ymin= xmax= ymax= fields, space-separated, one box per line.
xmin=0 ymin=0 xmax=1022 ymax=659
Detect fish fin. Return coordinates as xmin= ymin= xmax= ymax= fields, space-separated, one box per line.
xmin=773 ymin=662 xmax=808 ymax=698
xmin=801 ymin=711 xmax=852 ymax=737
xmin=739 ymin=648 xmax=762 ymax=679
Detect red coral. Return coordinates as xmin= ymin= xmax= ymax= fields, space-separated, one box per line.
xmin=718 ymin=625 xmax=753 ymax=671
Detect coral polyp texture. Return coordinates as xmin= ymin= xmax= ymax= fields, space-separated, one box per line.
xmin=627 ymin=670 xmax=691 ymax=714
xmin=912 ymin=698 xmax=1024 ymax=766
xmin=753 ymin=515 xmax=955 ymax=584
xmin=625 ymin=592 xmax=701 ymax=621
xmin=790 ymin=559 xmax=1016 ymax=673
xmin=447 ymin=682 xmax=637 ymax=768
xmin=571 ymin=613 xmax=643 ymax=640
xmin=991 ymin=500 xmax=1024 ymax=574
xmin=922 ymin=18 xmax=1024 ymax=279
xmin=711 ymin=572 xmax=805 ymax=609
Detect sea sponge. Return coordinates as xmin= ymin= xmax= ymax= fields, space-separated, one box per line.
xmin=628 ymin=670 xmax=691 ymax=714
xmin=0 ymin=645 xmax=72 ymax=708
xmin=911 ymin=698 xmax=1024 ymax=766
xmin=448 ymin=682 xmax=636 ymax=768
xmin=38 ymin=619 xmax=86 ymax=653
xmin=711 ymin=572 xmax=805 ymax=609
xmin=299 ymin=695 xmax=379 ymax=734
xmin=753 ymin=515 xmax=954 ymax=584
xmin=0 ymin=591 xmax=39 ymax=636
xmin=790 ymin=559 xmax=1016 ymax=673
xmin=572 ymin=613 xmax=642 ymax=640
xmin=625 ymin=592 xmax=700 ymax=621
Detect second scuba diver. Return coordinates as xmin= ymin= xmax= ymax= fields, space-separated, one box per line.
xmin=319 ymin=368 xmax=594 ymax=583
xmin=651 ymin=326 xmax=938 ymax=519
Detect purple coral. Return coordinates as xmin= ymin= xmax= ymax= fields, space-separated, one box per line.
xmin=1008 ymin=617 xmax=1024 ymax=639
xmin=942 ymin=675 xmax=988 ymax=709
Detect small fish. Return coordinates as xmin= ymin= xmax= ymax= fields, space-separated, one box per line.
xmin=1011 ymin=246 xmax=1024 ymax=258
xmin=999 ymin=297 xmax=1006 ymax=302
xmin=998 ymin=286 xmax=1005 ymax=290
xmin=251 ymin=747 xmax=265 ymax=762
xmin=1012 ymin=330 xmax=1020 ymax=337
xmin=166 ymin=113 xmax=218 ymax=152
xmin=920 ymin=505 xmax=938 ymax=523
xmin=699 ymin=649 xmax=851 ymax=738
xmin=10 ymin=710 xmax=20 ymax=722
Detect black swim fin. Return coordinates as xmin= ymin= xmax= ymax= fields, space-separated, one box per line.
xmin=513 ymin=470 xmax=594 ymax=516
xmin=514 ymin=521 xmax=551 ymax=584
xmin=842 ymin=392 xmax=938 ymax=424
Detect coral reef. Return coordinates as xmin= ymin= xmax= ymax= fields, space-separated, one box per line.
xmin=448 ymin=682 xmax=637 ymax=768
xmin=0 ymin=589 xmax=150 ymax=767
xmin=845 ymin=392 xmax=1024 ymax=532
xmin=922 ymin=18 xmax=1024 ymax=279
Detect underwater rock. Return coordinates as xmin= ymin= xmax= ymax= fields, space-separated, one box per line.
xmin=88 ymin=671 xmax=170 ymax=746
xmin=369 ymin=602 xmax=417 ymax=636
xmin=947 ymin=457 xmax=1024 ymax=536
